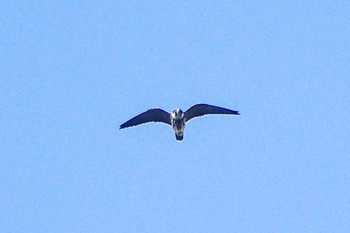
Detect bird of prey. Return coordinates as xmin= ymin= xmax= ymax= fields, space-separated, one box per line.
xmin=119 ymin=103 xmax=240 ymax=141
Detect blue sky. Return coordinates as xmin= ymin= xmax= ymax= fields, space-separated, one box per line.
xmin=1 ymin=1 xmax=350 ymax=232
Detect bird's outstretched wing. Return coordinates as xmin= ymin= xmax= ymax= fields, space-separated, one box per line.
xmin=184 ymin=104 xmax=240 ymax=122
xmin=120 ymin=108 xmax=171 ymax=129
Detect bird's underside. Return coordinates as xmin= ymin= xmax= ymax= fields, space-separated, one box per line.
xmin=119 ymin=103 xmax=240 ymax=141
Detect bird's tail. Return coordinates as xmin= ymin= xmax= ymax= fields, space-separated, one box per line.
xmin=175 ymin=134 xmax=183 ymax=141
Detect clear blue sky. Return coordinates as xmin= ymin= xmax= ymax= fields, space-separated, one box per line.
xmin=1 ymin=1 xmax=350 ymax=232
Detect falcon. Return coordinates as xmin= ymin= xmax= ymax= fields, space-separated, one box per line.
xmin=119 ymin=103 xmax=240 ymax=141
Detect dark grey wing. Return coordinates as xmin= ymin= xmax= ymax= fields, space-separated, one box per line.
xmin=184 ymin=104 xmax=240 ymax=122
xmin=120 ymin=108 xmax=171 ymax=129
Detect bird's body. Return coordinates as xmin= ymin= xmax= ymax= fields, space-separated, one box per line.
xmin=170 ymin=109 xmax=185 ymax=140
xmin=119 ymin=104 xmax=240 ymax=141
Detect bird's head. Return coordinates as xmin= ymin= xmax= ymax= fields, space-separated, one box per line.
xmin=171 ymin=109 xmax=184 ymax=119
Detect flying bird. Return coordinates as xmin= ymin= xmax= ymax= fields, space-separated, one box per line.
xmin=119 ymin=103 xmax=240 ymax=141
